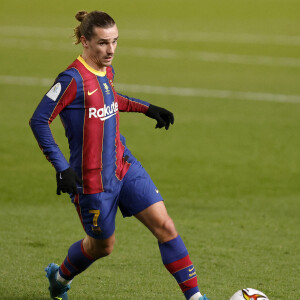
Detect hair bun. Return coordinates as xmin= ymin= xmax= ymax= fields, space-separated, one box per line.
xmin=75 ymin=11 xmax=88 ymax=22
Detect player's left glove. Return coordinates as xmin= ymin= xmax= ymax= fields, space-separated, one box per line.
xmin=146 ymin=104 xmax=174 ymax=130
xmin=56 ymin=167 xmax=82 ymax=195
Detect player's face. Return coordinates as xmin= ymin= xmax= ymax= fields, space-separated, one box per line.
xmin=82 ymin=24 xmax=119 ymax=70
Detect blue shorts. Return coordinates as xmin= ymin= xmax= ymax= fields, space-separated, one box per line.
xmin=71 ymin=158 xmax=163 ymax=240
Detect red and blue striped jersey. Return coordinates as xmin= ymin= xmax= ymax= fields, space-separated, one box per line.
xmin=30 ymin=56 xmax=150 ymax=194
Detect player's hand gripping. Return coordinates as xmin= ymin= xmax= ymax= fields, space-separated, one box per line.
xmin=146 ymin=104 xmax=174 ymax=130
xmin=56 ymin=167 xmax=82 ymax=195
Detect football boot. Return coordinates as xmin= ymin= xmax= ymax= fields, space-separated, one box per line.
xmin=45 ymin=263 xmax=70 ymax=300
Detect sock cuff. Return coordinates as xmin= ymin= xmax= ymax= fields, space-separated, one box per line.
xmin=159 ymin=235 xmax=188 ymax=265
xmin=59 ymin=239 xmax=96 ymax=280
xmin=59 ymin=264 xmax=73 ymax=280
xmin=80 ymin=240 xmax=95 ymax=261
xmin=68 ymin=240 xmax=95 ymax=263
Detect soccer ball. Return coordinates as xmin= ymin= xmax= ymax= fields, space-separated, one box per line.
xmin=230 ymin=288 xmax=269 ymax=300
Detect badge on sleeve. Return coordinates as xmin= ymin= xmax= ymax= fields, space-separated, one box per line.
xmin=46 ymin=82 xmax=61 ymax=101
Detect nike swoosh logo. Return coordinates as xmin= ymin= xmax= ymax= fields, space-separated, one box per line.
xmin=188 ymin=267 xmax=194 ymax=272
xmin=59 ymin=173 xmax=62 ymax=180
xmin=54 ymin=297 xmax=62 ymax=300
xmin=88 ymin=89 xmax=98 ymax=96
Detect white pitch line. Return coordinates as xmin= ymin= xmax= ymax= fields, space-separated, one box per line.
xmin=4 ymin=38 xmax=300 ymax=68
xmin=121 ymin=29 xmax=300 ymax=46
xmin=1 ymin=75 xmax=300 ymax=104
xmin=1 ymin=25 xmax=300 ymax=46
xmin=0 ymin=75 xmax=53 ymax=87
xmin=116 ymin=83 xmax=300 ymax=103
xmin=4 ymin=38 xmax=77 ymax=52
xmin=120 ymin=47 xmax=300 ymax=68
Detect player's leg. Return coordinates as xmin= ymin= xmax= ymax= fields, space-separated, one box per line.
xmin=58 ymin=233 xmax=115 ymax=282
xmin=135 ymin=201 xmax=204 ymax=300
xmin=118 ymin=159 xmax=208 ymax=300
xmin=134 ymin=200 xmax=177 ymax=243
xmin=46 ymin=192 xmax=118 ymax=299
xmin=82 ymin=232 xmax=115 ymax=259
xmin=46 ymin=234 xmax=115 ymax=300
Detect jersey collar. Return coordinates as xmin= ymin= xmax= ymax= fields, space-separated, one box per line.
xmin=77 ymin=56 xmax=106 ymax=77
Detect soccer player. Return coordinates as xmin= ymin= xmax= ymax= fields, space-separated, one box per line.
xmin=29 ymin=10 xmax=210 ymax=300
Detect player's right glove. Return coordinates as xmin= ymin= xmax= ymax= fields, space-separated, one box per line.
xmin=56 ymin=167 xmax=82 ymax=195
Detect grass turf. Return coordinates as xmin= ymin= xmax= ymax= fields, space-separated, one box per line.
xmin=0 ymin=0 xmax=300 ymax=299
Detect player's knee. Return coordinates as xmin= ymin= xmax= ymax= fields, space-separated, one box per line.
xmin=157 ymin=217 xmax=178 ymax=242
xmin=97 ymin=243 xmax=114 ymax=258
xmin=84 ymin=235 xmax=115 ymax=259
xmin=89 ymin=242 xmax=114 ymax=259
xmin=162 ymin=217 xmax=177 ymax=236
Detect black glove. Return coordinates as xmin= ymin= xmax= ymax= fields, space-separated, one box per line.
xmin=146 ymin=104 xmax=174 ymax=130
xmin=56 ymin=167 xmax=82 ymax=195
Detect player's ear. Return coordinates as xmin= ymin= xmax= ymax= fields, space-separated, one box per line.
xmin=81 ymin=36 xmax=88 ymax=48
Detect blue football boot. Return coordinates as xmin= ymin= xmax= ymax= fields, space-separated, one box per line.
xmin=199 ymin=295 xmax=210 ymax=300
xmin=45 ymin=263 xmax=70 ymax=300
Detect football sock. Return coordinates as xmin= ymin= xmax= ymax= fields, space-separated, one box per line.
xmin=159 ymin=235 xmax=201 ymax=300
xmin=58 ymin=239 xmax=96 ymax=281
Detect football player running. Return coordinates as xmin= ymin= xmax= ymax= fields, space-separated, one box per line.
xmin=30 ymin=10 xmax=210 ymax=300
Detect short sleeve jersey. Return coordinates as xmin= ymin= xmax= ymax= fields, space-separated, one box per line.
xmin=30 ymin=56 xmax=150 ymax=194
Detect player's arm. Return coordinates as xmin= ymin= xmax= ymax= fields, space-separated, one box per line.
xmin=116 ymin=93 xmax=174 ymax=130
xmin=29 ymin=73 xmax=81 ymax=195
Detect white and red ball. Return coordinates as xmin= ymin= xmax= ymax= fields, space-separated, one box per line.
xmin=230 ymin=288 xmax=269 ymax=300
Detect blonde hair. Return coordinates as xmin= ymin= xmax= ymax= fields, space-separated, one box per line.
xmin=74 ymin=10 xmax=115 ymax=44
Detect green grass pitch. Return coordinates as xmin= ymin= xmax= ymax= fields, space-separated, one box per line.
xmin=0 ymin=0 xmax=299 ymax=299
